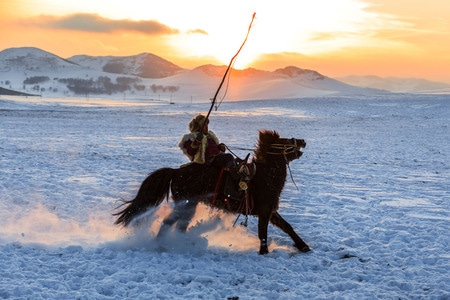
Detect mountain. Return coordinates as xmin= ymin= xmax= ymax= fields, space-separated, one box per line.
xmin=0 ymin=47 xmax=387 ymax=101
xmin=273 ymin=66 xmax=382 ymax=94
xmin=68 ymin=53 xmax=184 ymax=78
xmin=0 ymin=47 xmax=79 ymax=72
xmin=337 ymin=75 xmax=450 ymax=94
xmin=158 ymin=65 xmax=385 ymax=100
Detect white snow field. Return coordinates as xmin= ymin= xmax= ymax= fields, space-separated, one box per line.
xmin=0 ymin=94 xmax=449 ymax=299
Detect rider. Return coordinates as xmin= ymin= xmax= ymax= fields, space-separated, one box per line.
xmin=179 ymin=114 xmax=233 ymax=166
xmin=179 ymin=114 xmax=250 ymax=189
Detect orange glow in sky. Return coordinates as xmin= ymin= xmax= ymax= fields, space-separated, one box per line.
xmin=1 ymin=0 xmax=449 ymax=83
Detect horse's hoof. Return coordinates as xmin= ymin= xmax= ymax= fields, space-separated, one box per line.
xmin=259 ymin=247 xmax=269 ymax=255
xmin=299 ymin=245 xmax=311 ymax=253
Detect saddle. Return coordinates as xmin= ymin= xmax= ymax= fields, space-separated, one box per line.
xmin=213 ymin=157 xmax=256 ymax=212
xmin=179 ymin=155 xmax=256 ymax=213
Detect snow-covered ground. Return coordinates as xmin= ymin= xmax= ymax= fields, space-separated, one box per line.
xmin=0 ymin=94 xmax=449 ymax=299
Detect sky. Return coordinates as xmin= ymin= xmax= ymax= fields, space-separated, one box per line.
xmin=1 ymin=0 xmax=450 ymax=83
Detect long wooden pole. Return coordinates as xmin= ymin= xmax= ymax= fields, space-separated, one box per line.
xmin=201 ymin=12 xmax=256 ymax=131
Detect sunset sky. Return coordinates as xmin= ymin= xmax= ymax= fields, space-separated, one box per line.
xmin=1 ymin=0 xmax=449 ymax=83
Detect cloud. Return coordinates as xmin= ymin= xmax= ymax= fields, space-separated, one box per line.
xmin=186 ymin=29 xmax=208 ymax=35
xmin=24 ymin=13 xmax=179 ymax=35
xmin=309 ymin=32 xmax=349 ymax=41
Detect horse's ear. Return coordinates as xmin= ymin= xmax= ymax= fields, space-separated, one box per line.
xmin=258 ymin=130 xmax=264 ymax=138
xmin=258 ymin=130 xmax=268 ymax=142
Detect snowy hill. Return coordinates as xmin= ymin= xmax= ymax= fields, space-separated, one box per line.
xmin=149 ymin=65 xmax=386 ymax=102
xmin=68 ymin=52 xmax=184 ymax=78
xmin=0 ymin=47 xmax=78 ymax=72
xmin=0 ymin=47 xmax=386 ymax=101
xmin=338 ymin=75 xmax=450 ymax=94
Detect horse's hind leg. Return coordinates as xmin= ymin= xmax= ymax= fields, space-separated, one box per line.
xmin=157 ymin=200 xmax=197 ymax=237
xmin=174 ymin=200 xmax=197 ymax=232
xmin=270 ymin=212 xmax=311 ymax=253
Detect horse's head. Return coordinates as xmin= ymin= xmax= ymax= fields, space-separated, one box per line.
xmin=254 ymin=130 xmax=306 ymax=163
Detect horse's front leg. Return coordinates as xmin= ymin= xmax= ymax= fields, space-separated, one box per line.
xmin=258 ymin=212 xmax=271 ymax=255
xmin=270 ymin=211 xmax=311 ymax=253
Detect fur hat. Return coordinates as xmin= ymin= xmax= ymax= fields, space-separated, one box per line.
xmin=189 ymin=114 xmax=208 ymax=132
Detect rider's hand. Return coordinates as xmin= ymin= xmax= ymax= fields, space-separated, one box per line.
xmin=195 ymin=132 xmax=203 ymax=142
xmin=218 ymin=143 xmax=226 ymax=152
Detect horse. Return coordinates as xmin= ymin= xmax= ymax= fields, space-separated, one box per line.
xmin=114 ymin=130 xmax=311 ymax=254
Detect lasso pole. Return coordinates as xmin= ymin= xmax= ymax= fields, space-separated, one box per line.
xmin=201 ymin=12 xmax=256 ymax=131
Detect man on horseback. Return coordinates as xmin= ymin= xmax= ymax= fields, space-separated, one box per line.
xmin=179 ymin=114 xmax=229 ymax=165
xmin=179 ymin=114 xmax=251 ymax=189
xmin=115 ymin=129 xmax=311 ymax=254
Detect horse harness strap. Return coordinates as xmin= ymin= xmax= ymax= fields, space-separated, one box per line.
xmin=266 ymin=139 xmax=298 ymax=156
xmin=211 ymin=167 xmax=226 ymax=209
xmin=268 ymin=140 xmax=301 ymax=191
xmin=233 ymin=190 xmax=251 ymax=227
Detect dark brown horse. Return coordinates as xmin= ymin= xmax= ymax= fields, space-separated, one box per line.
xmin=114 ymin=130 xmax=310 ymax=254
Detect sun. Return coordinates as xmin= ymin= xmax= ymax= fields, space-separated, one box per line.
xmin=160 ymin=9 xmax=262 ymax=69
xmin=166 ymin=18 xmax=259 ymax=69
xmin=213 ymin=37 xmax=260 ymax=70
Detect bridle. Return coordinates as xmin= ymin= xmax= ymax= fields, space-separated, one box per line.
xmin=227 ymin=138 xmax=302 ymax=161
xmin=266 ymin=138 xmax=300 ymax=156
xmin=267 ymin=138 xmax=302 ymax=191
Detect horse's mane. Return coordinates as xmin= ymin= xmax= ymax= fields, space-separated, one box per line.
xmin=254 ymin=130 xmax=280 ymax=162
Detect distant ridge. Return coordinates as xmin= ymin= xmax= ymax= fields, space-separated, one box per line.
xmin=337 ymin=75 xmax=450 ymax=94
xmin=0 ymin=46 xmax=404 ymax=101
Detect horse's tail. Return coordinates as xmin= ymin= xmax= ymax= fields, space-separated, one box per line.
xmin=113 ymin=167 xmax=175 ymax=227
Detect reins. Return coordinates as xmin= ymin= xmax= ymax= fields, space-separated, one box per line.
xmin=226 ymin=142 xmax=299 ymax=158
xmin=286 ymin=163 xmax=299 ymax=191
xmin=224 ymin=145 xmax=252 ymax=159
